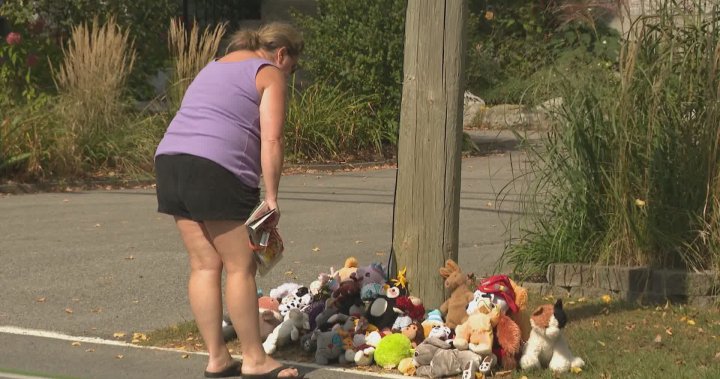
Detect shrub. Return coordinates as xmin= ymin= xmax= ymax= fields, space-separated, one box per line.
xmin=285 ymin=80 xmax=388 ymax=162
xmin=0 ymin=0 xmax=178 ymax=99
xmin=50 ymin=16 xmax=136 ymax=176
xmin=502 ymin=0 xmax=720 ymax=277
xmin=293 ymin=0 xmax=406 ymax=138
xmin=466 ymin=0 xmax=620 ymax=104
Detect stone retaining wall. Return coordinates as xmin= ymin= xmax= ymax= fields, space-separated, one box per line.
xmin=522 ymin=263 xmax=719 ymax=307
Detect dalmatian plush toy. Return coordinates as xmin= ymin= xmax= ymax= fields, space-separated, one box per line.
xmin=279 ymin=286 xmax=313 ymax=317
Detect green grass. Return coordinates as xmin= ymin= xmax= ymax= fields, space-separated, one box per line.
xmin=139 ymin=294 xmax=720 ymax=378
xmin=502 ymin=0 xmax=720 ymax=278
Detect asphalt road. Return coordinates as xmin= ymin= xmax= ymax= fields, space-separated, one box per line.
xmin=0 ymin=130 xmax=533 ymax=379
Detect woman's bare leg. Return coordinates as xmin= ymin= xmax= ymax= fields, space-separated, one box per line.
xmin=174 ymin=217 xmax=233 ymax=373
xmin=203 ymin=220 xmax=299 ymax=378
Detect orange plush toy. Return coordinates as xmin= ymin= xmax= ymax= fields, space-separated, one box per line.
xmin=438 ymin=259 xmax=475 ymax=329
xmin=473 ymin=275 xmax=526 ymax=370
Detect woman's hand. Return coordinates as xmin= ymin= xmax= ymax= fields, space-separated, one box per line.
xmin=265 ymin=198 xmax=280 ymax=227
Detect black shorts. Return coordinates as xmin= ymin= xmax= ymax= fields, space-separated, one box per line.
xmin=154 ymin=154 xmax=260 ymax=221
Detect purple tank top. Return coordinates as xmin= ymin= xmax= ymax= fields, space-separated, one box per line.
xmin=155 ymin=58 xmax=275 ymax=188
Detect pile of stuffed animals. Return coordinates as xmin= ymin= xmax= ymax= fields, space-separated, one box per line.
xmin=222 ymin=257 xmax=585 ymax=377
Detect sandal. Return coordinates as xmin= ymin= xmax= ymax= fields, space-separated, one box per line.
xmin=204 ymin=360 xmax=242 ymax=378
xmin=479 ymin=354 xmax=496 ymax=374
xmin=243 ymin=365 xmax=305 ymax=379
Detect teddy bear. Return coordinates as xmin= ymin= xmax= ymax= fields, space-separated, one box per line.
xmin=352 ymin=262 xmax=386 ymax=287
xmin=262 ymin=308 xmax=310 ymax=354
xmin=331 ymin=275 xmax=364 ymax=316
xmin=421 ymin=309 xmax=446 ymax=339
xmin=452 ymin=307 xmax=501 ymax=375
xmin=334 ymin=257 xmax=359 ymax=283
xmin=314 ymin=329 xmax=348 ymax=365
xmin=438 ymin=259 xmax=475 ymax=329
xmin=519 ymin=299 xmax=585 ymax=373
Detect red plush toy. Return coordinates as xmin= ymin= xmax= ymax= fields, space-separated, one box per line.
xmin=395 ymin=295 xmax=425 ymax=322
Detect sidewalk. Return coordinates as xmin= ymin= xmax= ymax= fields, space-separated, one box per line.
xmin=0 ymin=130 xmax=533 ymax=378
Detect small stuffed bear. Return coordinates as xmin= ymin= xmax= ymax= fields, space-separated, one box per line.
xmin=315 ymin=329 xmax=347 ymax=365
xmin=520 ymin=299 xmax=585 ymax=373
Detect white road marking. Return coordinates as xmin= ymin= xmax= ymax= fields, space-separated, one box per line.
xmin=0 ymin=326 xmax=409 ymax=379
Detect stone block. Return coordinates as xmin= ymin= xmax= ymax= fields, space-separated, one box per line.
xmin=594 ymin=266 xmax=650 ymax=292
xmin=688 ymin=296 xmax=719 ymax=308
xmin=547 ymin=263 xmax=594 ymax=287
xmin=651 ymin=270 xmax=719 ymax=297
xmin=685 ymin=272 xmax=720 ymax=297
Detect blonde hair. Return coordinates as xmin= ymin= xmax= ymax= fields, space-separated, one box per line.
xmin=228 ymin=22 xmax=304 ymax=57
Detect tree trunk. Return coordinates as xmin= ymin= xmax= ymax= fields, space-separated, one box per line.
xmin=392 ymin=0 xmax=466 ymax=310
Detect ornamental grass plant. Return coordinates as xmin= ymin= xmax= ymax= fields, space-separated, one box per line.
xmin=503 ymin=0 xmax=720 ymax=277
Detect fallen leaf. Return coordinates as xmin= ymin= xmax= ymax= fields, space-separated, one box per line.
xmin=113 ymin=332 xmax=126 ymax=338
xmin=115 ymin=354 xmax=124 ymax=359
xmin=625 ymin=323 xmax=636 ymax=331
xmin=71 ymin=342 xmax=81 ymax=347
xmin=592 ymin=320 xmax=601 ymax=327
xmin=354 ymin=240 xmax=363 ymax=244
xmin=635 ymin=199 xmax=646 ymax=207
xmin=131 ymin=332 xmax=148 ymax=343
xmin=94 ymin=223 xmax=101 ymax=228
xmin=597 ymin=340 xmax=606 ymax=347
xmin=124 ymin=255 xmax=135 ymax=260
xmin=698 ymin=328 xmax=705 ymax=333
xmin=35 ymin=297 xmax=46 ymax=303
xmin=311 ymin=247 xmax=320 ymax=252
xmin=680 ymin=316 xmax=687 ymax=322
xmin=284 ymin=271 xmax=294 ymax=277
xmin=570 ymin=366 xmax=583 ymax=374
xmin=64 ymin=308 xmax=73 ymax=314
xmin=181 ymin=354 xmax=189 ymax=359
xmin=687 ymin=319 xmax=696 ymax=326
xmin=653 ymin=334 xmax=662 ymax=345
xmin=666 ymin=327 xmax=673 ymax=336
xmin=601 ymin=294 xmax=612 ymax=304
xmin=85 ymin=348 xmax=95 ymax=353
xmin=186 ymin=337 xmax=195 ymax=341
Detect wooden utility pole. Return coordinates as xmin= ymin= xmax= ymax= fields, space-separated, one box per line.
xmin=392 ymin=0 xmax=466 ymax=310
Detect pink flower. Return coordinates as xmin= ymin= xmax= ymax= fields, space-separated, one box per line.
xmin=5 ymin=32 xmax=22 ymax=46
xmin=26 ymin=53 xmax=38 ymax=67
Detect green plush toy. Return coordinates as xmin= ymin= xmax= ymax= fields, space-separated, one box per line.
xmin=373 ymin=333 xmax=414 ymax=369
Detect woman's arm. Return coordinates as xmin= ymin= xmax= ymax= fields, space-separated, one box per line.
xmin=256 ymin=65 xmax=287 ymax=211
